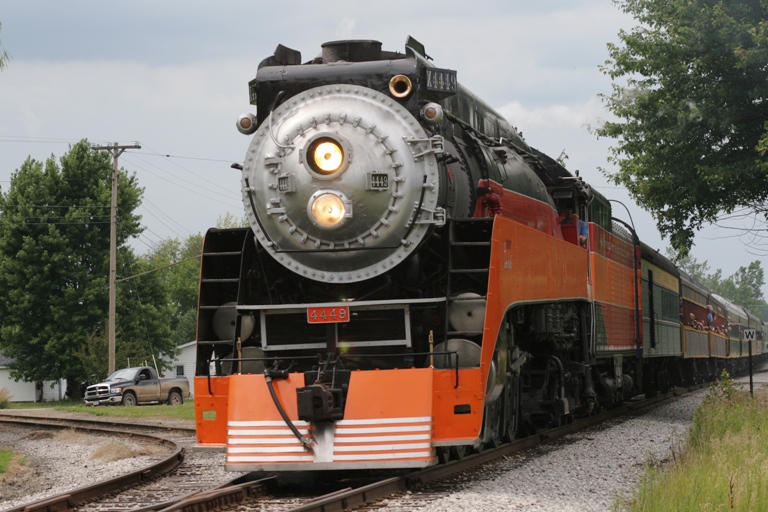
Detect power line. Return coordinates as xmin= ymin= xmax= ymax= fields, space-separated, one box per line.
xmin=0 ymin=220 xmax=111 ymax=226
xmin=1 ymin=205 xmax=111 ymax=208
xmin=117 ymin=254 xmax=202 ymax=283
xmin=140 ymin=199 xmax=193 ymax=238
xmin=121 ymin=155 xmax=241 ymax=205
xmin=141 ymin=152 xmax=237 ymax=164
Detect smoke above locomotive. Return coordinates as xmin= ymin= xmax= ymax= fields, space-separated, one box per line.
xmin=237 ymin=36 xmax=560 ymax=283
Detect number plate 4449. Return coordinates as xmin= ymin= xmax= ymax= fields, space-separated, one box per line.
xmin=307 ymin=306 xmax=350 ymax=324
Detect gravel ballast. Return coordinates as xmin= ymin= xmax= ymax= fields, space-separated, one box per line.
xmin=1 ymin=370 xmax=765 ymax=512
xmin=381 ymin=394 xmax=702 ymax=512
xmin=377 ymin=370 xmax=768 ymax=512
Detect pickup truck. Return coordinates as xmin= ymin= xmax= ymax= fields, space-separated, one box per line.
xmin=83 ymin=366 xmax=190 ymax=406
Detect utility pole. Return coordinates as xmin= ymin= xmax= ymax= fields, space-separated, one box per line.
xmin=92 ymin=142 xmax=141 ymax=374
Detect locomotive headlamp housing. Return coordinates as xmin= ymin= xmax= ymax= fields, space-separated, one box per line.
xmin=420 ymin=103 xmax=444 ymax=125
xmin=303 ymin=134 xmax=351 ymax=179
xmin=236 ymin=113 xmax=258 ymax=135
xmin=308 ymin=190 xmax=352 ymax=229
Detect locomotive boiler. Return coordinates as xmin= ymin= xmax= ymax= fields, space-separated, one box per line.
xmin=193 ymin=36 xmax=766 ymax=472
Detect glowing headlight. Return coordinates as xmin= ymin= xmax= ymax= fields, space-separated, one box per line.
xmin=309 ymin=138 xmax=344 ymax=174
xmin=308 ymin=191 xmax=349 ymax=228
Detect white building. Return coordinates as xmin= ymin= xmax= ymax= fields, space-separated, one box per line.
xmin=161 ymin=341 xmax=196 ymax=397
xmin=1 ymin=342 xmax=196 ymax=402
xmin=0 ymin=355 xmax=67 ymax=402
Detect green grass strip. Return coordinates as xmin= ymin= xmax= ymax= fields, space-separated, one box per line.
xmin=0 ymin=449 xmax=14 ymax=474
xmin=618 ymin=372 xmax=768 ymax=512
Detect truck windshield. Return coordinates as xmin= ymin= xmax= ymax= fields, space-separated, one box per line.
xmin=105 ymin=368 xmax=139 ymax=381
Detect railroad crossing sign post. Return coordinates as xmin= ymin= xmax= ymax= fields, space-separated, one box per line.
xmin=743 ymin=328 xmax=756 ymax=396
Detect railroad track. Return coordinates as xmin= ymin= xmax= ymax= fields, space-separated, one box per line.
xmin=0 ymin=414 xmax=397 ymax=512
xmin=0 ymin=382 xmax=741 ymax=512
xmin=0 ymin=414 xmax=231 ymax=512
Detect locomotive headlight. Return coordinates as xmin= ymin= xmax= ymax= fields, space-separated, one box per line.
xmin=302 ymin=134 xmax=351 ymax=179
xmin=310 ymin=138 xmax=343 ymax=174
xmin=308 ymin=190 xmax=351 ymax=228
xmin=312 ymin=139 xmax=344 ymax=174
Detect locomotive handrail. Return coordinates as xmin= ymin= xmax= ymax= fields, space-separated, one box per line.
xmin=234 ymin=296 xmax=446 ymax=310
xmin=209 ymin=350 xmax=465 ymax=388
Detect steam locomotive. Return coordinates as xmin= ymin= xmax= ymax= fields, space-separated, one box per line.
xmin=193 ymin=36 xmax=766 ymax=471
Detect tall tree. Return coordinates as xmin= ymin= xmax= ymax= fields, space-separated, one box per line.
xmin=597 ymin=0 xmax=768 ymax=253
xmin=141 ymin=233 xmax=203 ymax=346
xmin=0 ymin=22 xmax=10 ymax=71
xmin=0 ymin=140 xmax=174 ymax=392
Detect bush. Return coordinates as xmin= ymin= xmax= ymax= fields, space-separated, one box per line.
xmin=0 ymin=387 xmax=12 ymax=409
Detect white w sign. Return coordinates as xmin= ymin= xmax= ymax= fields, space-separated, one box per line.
xmin=743 ymin=329 xmax=756 ymax=342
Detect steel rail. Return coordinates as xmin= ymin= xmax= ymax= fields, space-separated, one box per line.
xmin=0 ymin=412 xmax=196 ymax=436
xmin=0 ymin=417 xmax=184 ymax=512
xmin=0 ymin=381 xmax=725 ymax=512
xmin=131 ymin=388 xmax=693 ymax=512
xmin=279 ymin=389 xmax=690 ymax=512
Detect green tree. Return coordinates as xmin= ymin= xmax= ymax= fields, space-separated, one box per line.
xmin=597 ymin=0 xmax=768 ymax=253
xmin=141 ymin=233 xmax=203 ymax=345
xmin=0 ymin=140 xmax=175 ymax=394
xmin=0 ymin=22 xmax=10 ymax=71
xmin=216 ymin=212 xmax=248 ymax=228
xmin=117 ymin=248 xmax=175 ymax=367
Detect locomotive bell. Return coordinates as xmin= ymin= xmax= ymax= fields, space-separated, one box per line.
xmin=448 ymin=293 xmax=487 ymax=332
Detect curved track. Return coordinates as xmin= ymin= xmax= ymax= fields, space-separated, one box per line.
xmin=2 ymin=377 xmax=759 ymax=512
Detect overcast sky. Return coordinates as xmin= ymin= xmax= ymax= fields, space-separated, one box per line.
xmin=1 ymin=1 xmax=765 ymax=297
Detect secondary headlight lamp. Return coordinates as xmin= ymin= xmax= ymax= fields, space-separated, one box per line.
xmin=308 ymin=190 xmax=351 ymax=229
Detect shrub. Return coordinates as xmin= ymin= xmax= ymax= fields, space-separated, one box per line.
xmin=0 ymin=387 xmax=12 ymax=409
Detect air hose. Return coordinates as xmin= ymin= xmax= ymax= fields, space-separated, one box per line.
xmin=264 ymin=369 xmax=313 ymax=451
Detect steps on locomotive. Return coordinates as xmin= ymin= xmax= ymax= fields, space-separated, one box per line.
xmin=447 ymin=219 xmax=492 ymax=274
xmin=446 ymin=219 xmax=492 ymax=337
xmin=197 ymin=228 xmax=250 ymax=345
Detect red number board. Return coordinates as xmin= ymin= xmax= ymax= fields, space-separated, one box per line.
xmin=307 ymin=306 xmax=350 ymax=324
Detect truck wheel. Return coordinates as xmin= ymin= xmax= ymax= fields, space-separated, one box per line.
xmin=167 ymin=390 xmax=183 ymax=406
xmin=121 ymin=392 xmax=137 ymax=406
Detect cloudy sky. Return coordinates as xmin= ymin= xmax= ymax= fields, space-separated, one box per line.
xmin=0 ymin=1 xmax=764 ymax=296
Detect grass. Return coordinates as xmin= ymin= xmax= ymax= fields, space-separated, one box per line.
xmin=616 ymin=372 xmax=768 ymax=512
xmin=8 ymin=399 xmax=195 ymax=421
xmin=0 ymin=449 xmax=14 ymax=473
xmin=0 ymin=387 xmax=11 ymax=409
